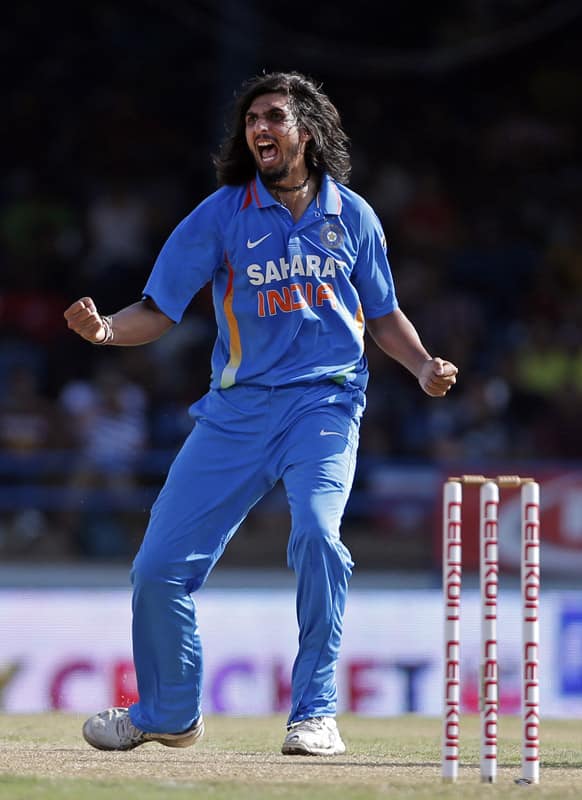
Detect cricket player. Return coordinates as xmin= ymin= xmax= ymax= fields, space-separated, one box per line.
xmin=65 ymin=71 xmax=458 ymax=756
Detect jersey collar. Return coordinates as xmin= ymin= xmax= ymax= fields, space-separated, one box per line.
xmin=252 ymin=173 xmax=279 ymax=208
xmin=250 ymin=171 xmax=342 ymax=215
xmin=316 ymin=173 xmax=343 ymax=216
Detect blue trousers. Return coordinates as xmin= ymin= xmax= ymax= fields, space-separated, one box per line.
xmin=129 ymin=381 xmax=364 ymax=733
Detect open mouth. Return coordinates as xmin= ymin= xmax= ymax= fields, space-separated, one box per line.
xmin=256 ymin=138 xmax=279 ymax=165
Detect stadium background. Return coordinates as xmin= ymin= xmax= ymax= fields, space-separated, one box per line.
xmin=1 ymin=1 xmax=581 ymax=717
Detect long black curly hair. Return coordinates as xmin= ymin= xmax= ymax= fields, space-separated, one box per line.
xmin=213 ymin=71 xmax=351 ymax=187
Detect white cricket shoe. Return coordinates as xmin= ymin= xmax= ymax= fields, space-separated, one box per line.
xmin=82 ymin=707 xmax=204 ymax=751
xmin=281 ymin=716 xmax=346 ymax=756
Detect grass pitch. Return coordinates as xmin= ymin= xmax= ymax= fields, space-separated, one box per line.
xmin=0 ymin=713 xmax=580 ymax=799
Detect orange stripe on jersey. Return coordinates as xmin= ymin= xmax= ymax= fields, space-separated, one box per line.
xmin=220 ymin=253 xmax=242 ymax=388
xmin=251 ymin=179 xmax=262 ymax=207
xmin=354 ymin=303 xmax=364 ymax=335
xmin=242 ymin=184 xmax=253 ymax=209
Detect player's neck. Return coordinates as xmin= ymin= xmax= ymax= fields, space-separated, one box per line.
xmin=270 ymin=171 xmax=318 ymax=222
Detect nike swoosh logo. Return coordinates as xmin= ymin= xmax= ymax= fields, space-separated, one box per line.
xmin=247 ymin=232 xmax=272 ymax=249
xmin=320 ymin=429 xmax=344 ymax=437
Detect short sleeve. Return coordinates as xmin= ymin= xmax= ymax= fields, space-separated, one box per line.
xmin=350 ymin=208 xmax=398 ymax=319
xmin=142 ymin=197 xmax=223 ymax=323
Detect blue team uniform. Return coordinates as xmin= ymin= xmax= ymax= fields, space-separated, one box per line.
xmin=129 ymin=172 xmax=398 ymax=733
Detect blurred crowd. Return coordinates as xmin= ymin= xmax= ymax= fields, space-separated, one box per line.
xmin=1 ymin=3 xmax=581 ymax=561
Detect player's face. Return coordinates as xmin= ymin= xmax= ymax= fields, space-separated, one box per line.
xmin=245 ymin=92 xmax=311 ymax=183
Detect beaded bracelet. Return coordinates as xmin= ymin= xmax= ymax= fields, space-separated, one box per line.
xmin=94 ymin=315 xmax=114 ymax=345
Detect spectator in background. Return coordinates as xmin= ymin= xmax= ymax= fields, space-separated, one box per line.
xmin=0 ymin=364 xmax=60 ymax=454
xmin=58 ymin=361 xmax=149 ymax=557
xmin=60 ymin=361 xmax=148 ymax=466
xmin=0 ymin=364 xmax=64 ymax=556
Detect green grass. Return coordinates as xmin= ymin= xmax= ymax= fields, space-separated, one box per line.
xmin=0 ymin=714 xmax=580 ymax=799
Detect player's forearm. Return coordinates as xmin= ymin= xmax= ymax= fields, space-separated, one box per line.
xmin=365 ymin=308 xmax=432 ymax=379
xmin=104 ymin=301 xmax=175 ymax=346
xmin=64 ymin=297 xmax=175 ymax=346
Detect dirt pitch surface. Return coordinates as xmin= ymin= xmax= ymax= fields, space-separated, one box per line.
xmin=0 ymin=713 xmax=580 ymax=799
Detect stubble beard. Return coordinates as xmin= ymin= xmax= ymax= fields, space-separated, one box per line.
xmin=261 ymin=163 xmax=290 ymax=187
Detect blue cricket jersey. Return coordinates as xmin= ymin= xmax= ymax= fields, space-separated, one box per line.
xmin=143 ymin=172 xmax=398 ymax=390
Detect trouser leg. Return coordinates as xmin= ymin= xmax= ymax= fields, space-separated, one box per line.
xmin=282 ymin=390 xmax=363 ymax=724
xmin=129 ymin=405 xmax=271 ymax=733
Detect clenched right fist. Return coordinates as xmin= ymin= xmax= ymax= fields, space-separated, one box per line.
xmin=64 ymin=297 xmax=108 ymax=343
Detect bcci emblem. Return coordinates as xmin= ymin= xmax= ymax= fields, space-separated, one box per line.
xmin=320 ymin=223 xmax=344 ymax=249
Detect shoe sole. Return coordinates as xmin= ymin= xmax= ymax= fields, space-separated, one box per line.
xmin=148 ymin=720 xmax=205 ymax=748
xmin=281 ymin=742 xmax=346 ymax=757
